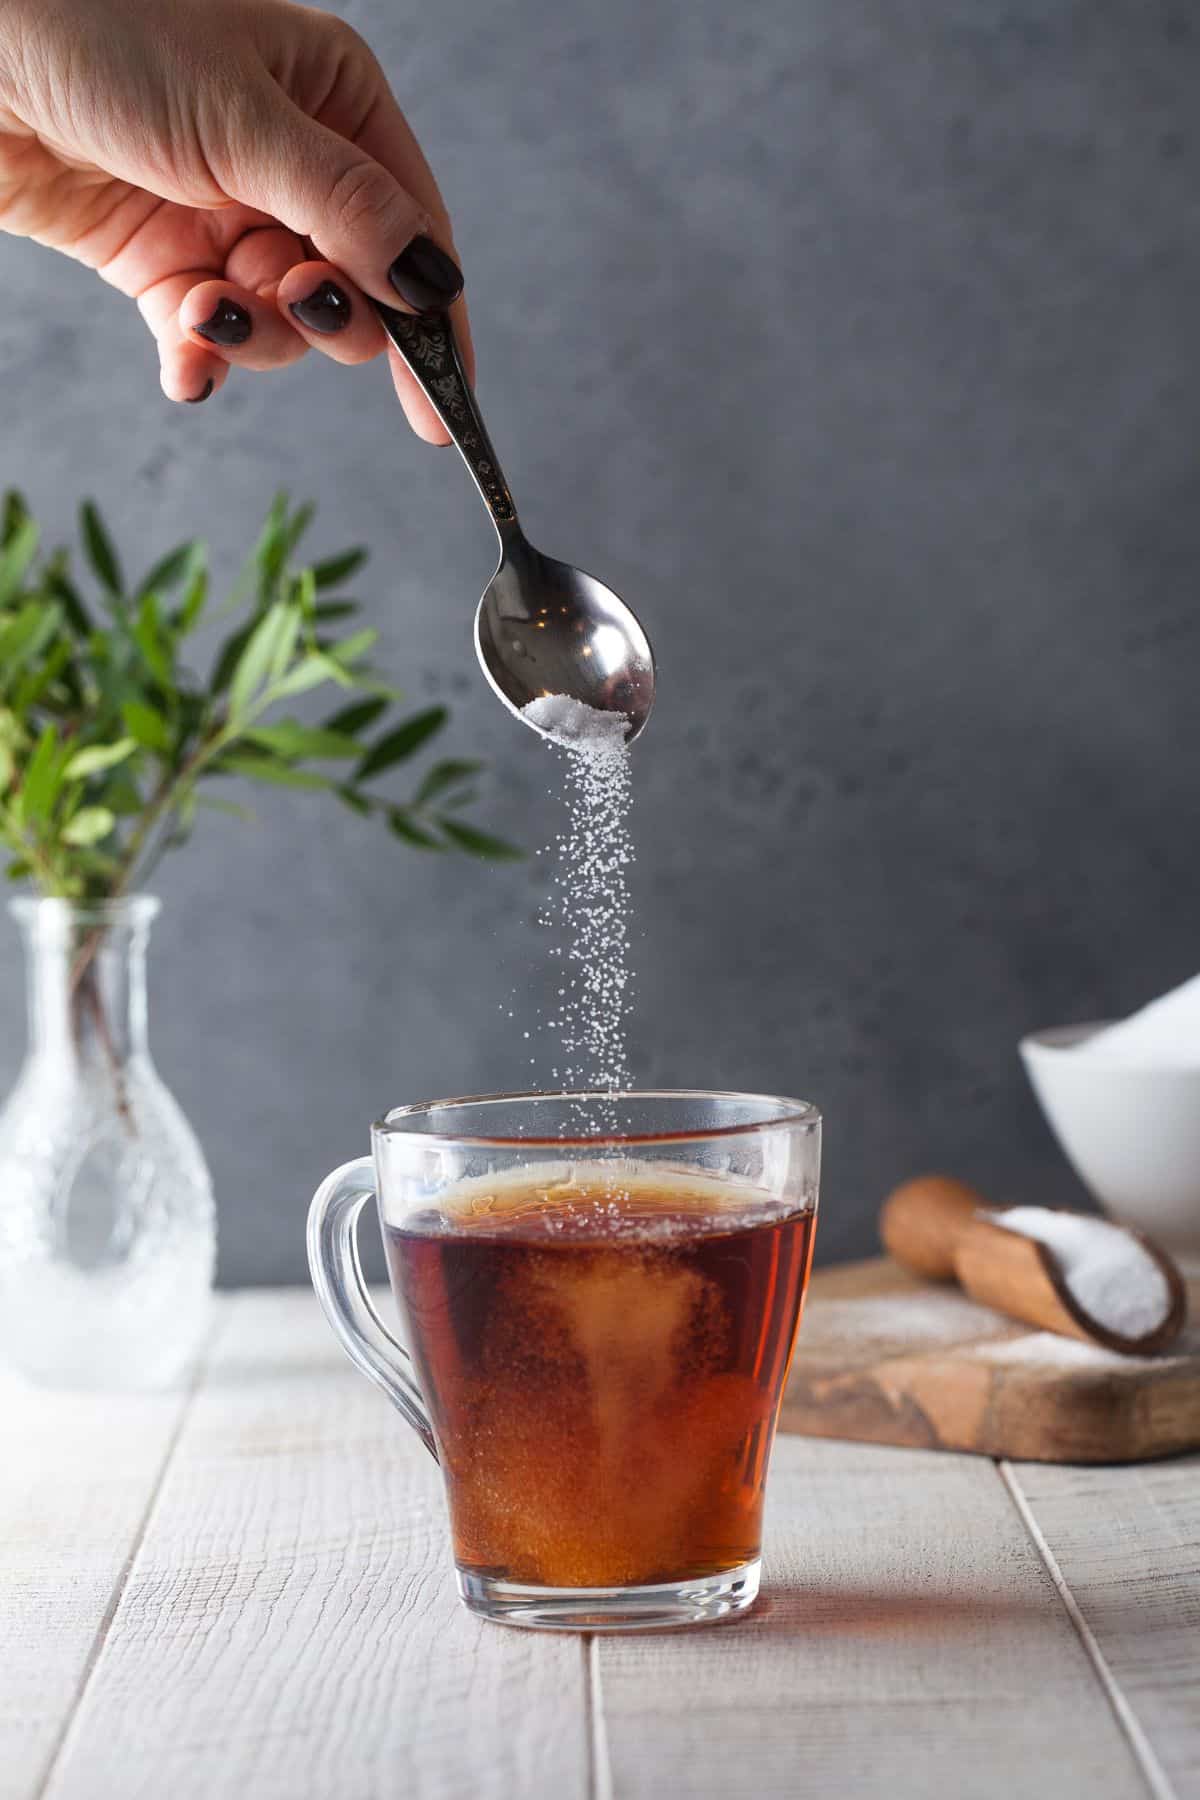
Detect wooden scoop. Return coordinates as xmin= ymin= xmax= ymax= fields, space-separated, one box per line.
xmin=879 ymin=1176 xmax=1187 ymax=1355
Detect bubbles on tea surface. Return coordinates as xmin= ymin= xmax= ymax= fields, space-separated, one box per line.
xmin=397 ymin=1173 xmax=806 ymax=1246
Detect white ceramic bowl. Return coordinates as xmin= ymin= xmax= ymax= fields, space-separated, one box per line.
xmin=1020 ymin=1023 xmax=1200 ymax=1267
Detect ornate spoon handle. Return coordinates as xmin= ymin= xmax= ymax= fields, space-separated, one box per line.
xmin=373 ymin=303 xmax=518 ymax=530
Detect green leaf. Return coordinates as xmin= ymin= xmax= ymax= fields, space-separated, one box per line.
xmin=210 ymin=619 xmax=254 ymax=693
xmin=328 ymin=627 xmax=377 ymax=667
xmin=174 ymin=561 xmax=208 ymax=636
xmin=0 ymin=739 xmax=12 ymax=791
xmin=335 ymin=785 xmax=372 ymax=817
xmin=80 ymin=501 xmax=124 ymax=597
xmin=133 ymin=593 xmax=173 ymax=686
xmin=5 ymin=858 xmax=32 ymax=880
xmin=215 ymin=754 xmax=332 ymax=791
xmin=0 ymin=601 xmax=62 ymax=684
xmin=0 ymin=516 xmax=39 ymax=608
xmin=2 ymin=489 xmax=30 ymax=547
xmin=228 ymin=602 xmax=290 ymax=719
xmin=64 ymin=737 xmax=136 ymax=781
xmin=438 ymin=818 xmax=523 ymax=860
xmin=247 ymin=492 xmax=290 ymax=604
xmin=311 ymin=547 xmax=367 ymax=588
xmin=244 ymin=722 xmax=361 ymax=761
xmin=20 ymin=724 xmax=62 ymax=822
xmin=414 ymin=757 xmax=485 ymax=807
xmin=62 ymin=805 xmax=116 ymax=846
xmin=268 ymin=603 xmax=302 ymax=681
xmin=135 ymin=541 xmax=198 ymax=600
xmin=387 ymin=808 xmax=443 ymax=849
xmin=313 ymin=600 xmax=359 ymax=623
xmin=324 ymin=696 xmax=389 ymax=737
xmin=267 ymin=654 xmax=343 ymax=700
xmin=355 ymin=707 xmax=447 ymax=782
xmin=11 ymin=637 xmax=72 ymax=713
xmin=43 ymin=556 xmax=93 ymax=637
xmin=281 ymin=501 xmax=315 ymax=559
xmin=103 ymin=772 xmax=145 ymax=815
xmin=121 ymin=699 xmax=171 ymax=753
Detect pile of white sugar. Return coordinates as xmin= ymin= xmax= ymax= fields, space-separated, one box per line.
xmin=992 ymin=1207 xmax=1171 ymax=1340
xmin=522 ymin=694 xmax=631 ymax=750
xmin=520 ymin=695 xmax=634 ymax=1125
xmin=1072 ymin=971 xmax=1200 ymax=1065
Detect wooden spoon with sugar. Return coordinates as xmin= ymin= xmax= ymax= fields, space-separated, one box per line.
xmin=879 ymin=1176 xmax=1187 ymax=1355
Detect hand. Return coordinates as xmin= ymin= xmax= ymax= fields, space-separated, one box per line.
xmin=0 ymin=0 xmax=471 ymax=438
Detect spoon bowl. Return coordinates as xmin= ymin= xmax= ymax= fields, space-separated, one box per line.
xmin=376 ymin=303 xmax=656 ymax=743
xmin=475 ymin=545 xmax=655 ymax=740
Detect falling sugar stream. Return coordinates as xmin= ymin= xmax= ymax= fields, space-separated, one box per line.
xmin=520 ymin=696 xmax=635 ymax=1134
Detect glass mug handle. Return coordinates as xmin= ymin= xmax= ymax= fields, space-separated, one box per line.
xmin=306 ymin=1157 xmax=438 ymax=1461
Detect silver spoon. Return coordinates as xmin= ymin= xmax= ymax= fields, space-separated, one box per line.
xmin=374 ymin=303 xmax=655 ymax=743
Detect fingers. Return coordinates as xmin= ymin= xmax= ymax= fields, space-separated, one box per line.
xmin=178 ymin=279 xmax=308 ymax=373
xmin=218 ymin=85 xmax=455 ymax=315
xmin=274 ymin=261 xmax=386 ymax=365
xmin=223 ymin=223 xmax=307 ymax=298
xmin=137 ymin=270 xmax=230 ymax=405
xmin=323 ymin=61 xmax=477 ymax=441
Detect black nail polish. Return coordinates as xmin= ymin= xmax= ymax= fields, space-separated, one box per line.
xmin=388 ymin=235 xmax=463 ymax=312
xmin=185 ymin=378 xmax=214 ymax=404
xmin=193 ymin=299 xmax=251 ymax=347
xmin=289 ymin=280 xmax=352 ymax=334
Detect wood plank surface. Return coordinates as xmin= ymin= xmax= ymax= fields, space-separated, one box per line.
xmin=594 ymin=1434 xmax=1155 ymax=1800
xmin=8 ymin=1287 xmax=1200 ymax=1800
xmin=781 ymin=1258 xmax=1200 ymax=1463
xmin=38 ymin=1288 xmax=588 ymax=1800
xmin=1005 ymin=1458 xmax=1200 ymax=1800
xmin=0 ymin=1349 xmax=208 ymax=1800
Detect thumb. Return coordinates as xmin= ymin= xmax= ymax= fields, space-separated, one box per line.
xmin=217 ymin=87 xmax=462 ymax=313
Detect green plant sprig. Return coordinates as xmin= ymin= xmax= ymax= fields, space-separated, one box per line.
xmin=0 ymin=490 xmax=519 ymax=900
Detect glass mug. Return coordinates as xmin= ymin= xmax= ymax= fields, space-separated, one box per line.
xmin=307 ymin=1090 xmax=820 ymax=1631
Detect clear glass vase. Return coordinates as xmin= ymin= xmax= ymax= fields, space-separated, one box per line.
xmin=0 ymin=896 xmax=215 ymax=1388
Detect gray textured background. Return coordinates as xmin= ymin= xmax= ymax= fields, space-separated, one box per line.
xmin=3 ymin=0 xmax=1199 ymax=1284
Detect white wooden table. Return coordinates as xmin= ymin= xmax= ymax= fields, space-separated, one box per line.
xmin=5 ymin=1288 xmax=1198 ymax=1800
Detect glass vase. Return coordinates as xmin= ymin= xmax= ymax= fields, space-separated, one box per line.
xmin=0 ymin=896 xmax=215 ymax=1388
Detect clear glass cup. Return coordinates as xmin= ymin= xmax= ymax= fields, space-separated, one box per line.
xmin=307 ymin=1090 xmax=820 ymax=1631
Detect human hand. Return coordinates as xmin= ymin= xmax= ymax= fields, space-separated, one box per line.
xmin=0 ymin=0 xmax=470 ymax=438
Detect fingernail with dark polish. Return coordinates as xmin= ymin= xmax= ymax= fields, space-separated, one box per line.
xmin=185 ymin=378 xmax=214 ymax=404
xmin=388 ymin=235 xmax=463 ymax=312
xmin=193 ymin=299 xmax=252 ymax=347
xmin=289 ymin=280 xmax=352 ymax=334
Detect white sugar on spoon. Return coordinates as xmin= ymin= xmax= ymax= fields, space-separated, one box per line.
xmin=520 ymin=693 xmax=632 ymax=749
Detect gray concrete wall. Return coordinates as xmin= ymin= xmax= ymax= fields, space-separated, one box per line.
xmin=3 ymin=0 xmax=1199 ymax=1284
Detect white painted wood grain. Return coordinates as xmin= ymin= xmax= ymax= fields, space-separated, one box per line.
xmin=41 ymin=1289 xmax=588 ymax=1800
xmin=12 ymin=1287 xmax=1198 ymax=1800
xmin=0 ymin=1351 xmax=204 ymax=1800
xmin=594 ymin=1435 xmax=1152 ymax=1800
xmin=1005 ymin=1457 xmax=1200 ymax=1800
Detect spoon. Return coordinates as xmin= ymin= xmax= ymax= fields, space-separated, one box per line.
xmin=374 ymin=302 xmax=656 ymax=743
xmin=880 ymin=1175 xmax=1187 ymax=1355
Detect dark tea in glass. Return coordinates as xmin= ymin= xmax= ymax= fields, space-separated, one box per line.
xmin=385 ymin=1172 xmax=816 ymax=1592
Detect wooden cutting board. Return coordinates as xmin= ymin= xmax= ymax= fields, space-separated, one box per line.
xmin=779 ymin=1256 xmax=1200 ymax=1463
